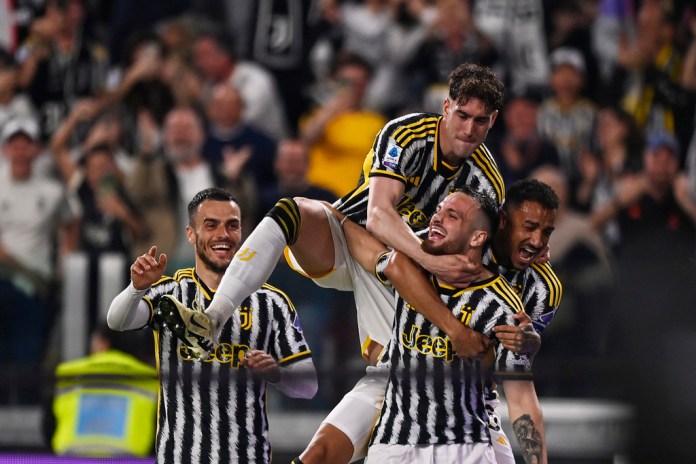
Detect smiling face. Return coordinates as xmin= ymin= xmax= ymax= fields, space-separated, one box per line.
xmin=496 ymin=200 xmax=557 ymax=270
xmin=440 ymin=97 xmax=497 ymax=163
xmin=422 ymin=192 xmax=487 ymax=255
xmin=187 ymin=199 xmax=242 ymax=274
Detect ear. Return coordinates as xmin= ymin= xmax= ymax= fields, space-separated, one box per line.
xmin=470 ymin=229 xmax=488 ymax=248
xmin=488 ymin=110 xmax=499 ymax=128
xmin=497 ymin=210 xmax=507 ymax=231
xmin=443 ymin=97 xmax=451 ymax=116
xmin=186 ymin=225 xmax=195 ymax=245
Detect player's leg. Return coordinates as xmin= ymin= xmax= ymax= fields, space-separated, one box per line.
xmin=161 ymin=197 xmax=337 ymax=351
xmin=297 ymin=364 xmax=387 ymax=464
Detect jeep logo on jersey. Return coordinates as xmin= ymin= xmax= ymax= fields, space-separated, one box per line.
xmin=384 ymin=145 xmax=401 ymax=169
xmin=179 ymin=342 xmax=250 ymax=366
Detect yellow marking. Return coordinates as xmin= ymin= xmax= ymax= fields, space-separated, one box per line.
xmin=236 ymin=247 xmax=257 ymax=262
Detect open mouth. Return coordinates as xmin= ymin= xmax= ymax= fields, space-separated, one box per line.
xmin=210 ymin=243 xmax=233 ymax=257
xmin=518 ymin=245 xmax=539 ymax=265
xmin=428 ymin=225 xmax=446 ymax=242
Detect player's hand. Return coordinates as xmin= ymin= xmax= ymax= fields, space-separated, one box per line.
xmin=492 ymin=312 xmax=541 ymax=356
xmin=241 ymin=350 xmax=281 ymax=383
xmin=420 ymin=253 xmax=482 ymax=287
xmin=131 ymin=245 xmax=167 ymax=290
xmin=449 ymin=323 xmax=493 ymax=359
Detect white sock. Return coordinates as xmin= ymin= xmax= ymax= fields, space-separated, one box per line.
xmin=207 ymin=217 xmax=288 ymax=327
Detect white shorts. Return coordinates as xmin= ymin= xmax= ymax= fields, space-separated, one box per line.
xmin=365 ymin=442 xmax=495 ymax=464
xmin=322 ymin=364 xmax=389 ymax=462
xmin=486 ymin=396 xmax=515 ymax=464
xmin=285 ymin=203 xmax=395 ymax=354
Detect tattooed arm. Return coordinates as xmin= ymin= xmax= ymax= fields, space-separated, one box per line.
xmin=502 ymin=380 xmax=547 ymax=464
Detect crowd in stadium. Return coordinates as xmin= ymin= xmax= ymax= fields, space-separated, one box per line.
xmin=0 ymin=0 xmax=695 ymax=460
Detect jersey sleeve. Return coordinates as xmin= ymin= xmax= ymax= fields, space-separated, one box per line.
xmin=264 ymin=285 xmax=312 ymax=366
xmin=525 ymin=262 xmax=563 ymax=334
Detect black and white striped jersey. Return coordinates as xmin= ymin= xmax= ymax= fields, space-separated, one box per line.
xmin=142 ymin=268 xmax=312 ymax=464
xmin=371 ymin=274 xmax=531 ymax=446
xmin=483 ymin=248 xmax=563 ymax=334
xmin=334 ymin=113 xmax=505 ymax=229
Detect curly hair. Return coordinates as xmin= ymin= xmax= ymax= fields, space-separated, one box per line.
xmin=448 ymin=63 xmax=505 ymax=113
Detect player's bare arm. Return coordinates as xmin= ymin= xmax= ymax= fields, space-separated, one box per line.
xmin=503 ymin=379 xmax=547 ymax=464
xmin=493 ymin=312 xmax=541 ymax=356
xmin=366 ymin=176 xmax=482 ymax=286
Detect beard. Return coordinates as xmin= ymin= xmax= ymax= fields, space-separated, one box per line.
xmin=421 ymin=238 xmax=458 ymax=256
xmin=196 ymin=239 xmax=232 ymax=274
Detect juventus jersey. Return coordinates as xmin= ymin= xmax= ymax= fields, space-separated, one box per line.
xmin=371 ymin=274 xmax=531 ymax=446
xmin=142 ymin=269 xmax=311 ymax=464
xmin=334 ymin=113 xmax=505 ymax=230
xmin=483 ymin=248 xmax=563 ymax=334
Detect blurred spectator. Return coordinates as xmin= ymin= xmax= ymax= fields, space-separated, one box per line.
xmin=202 ymin=84 xmax=276 ymax=190
xmin=486 ymin=93 xmax=559 ymax=185
xmin=576 ymin=105 xmax=643 ymax=247
xmin=594 ymin=131 xmax=696 ymax=461
xmin=156 ymin=17 xmax=203 ymax=109
xmin=16 ymin=0 xmax=110 ymax=141
xmin=45 ymin=322 xmax=157 ymax=457
xmin=530 ymin=165 xmax=614 ymax=393
xmin=51 ymin=99 xmax=136 ymax=180
xmin=411 ymin=0 xmax=498 ymax=113
xmin=591 ymin=0 xmax=636 ymax=103
xmin=300 ymin=51 xmax=387 ymax=197
xmin=103 ymin=31 xmax=175 ymax=135
xmin=0 ymin=118 xmax=78 ymax=403
xmin=320 ymin=0 xmax=433 ymax=116
xmin=257 ymin=138 xmax=337 ymax=222
xmin=192 ymin=28 xmax=289 ymax=141
xmin=537 ymin=46 xmax=597 ymax=195
xmin=190 ymin=0 xmax=325 ymax=132
xmin=473 ymin=0 xmax=550 ymax=96
xmin=0 ymin=47 xmax=37 ymax=133
xmin=618 ymin=0 xmax=694 ymax=152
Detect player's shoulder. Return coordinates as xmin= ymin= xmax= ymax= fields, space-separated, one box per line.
xmin=252 ymin=283 xmax=297 ymax=311
xmin=529 ymin=261 xmax=563 ymax=307
xmin=383 ymin=112 xmax=440 ymax=145
xmin=486 ymin=274 xmax=525 ymax=314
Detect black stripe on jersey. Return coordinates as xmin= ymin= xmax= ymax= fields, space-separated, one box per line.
xmin=470 ymin=145 xmax=505 ymax=206
xmin=531 ymin=262 xmax=563 ymax=308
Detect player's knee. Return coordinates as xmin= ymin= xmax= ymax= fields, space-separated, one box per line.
xmin=265 ymin=197 xmax=302 ymax=245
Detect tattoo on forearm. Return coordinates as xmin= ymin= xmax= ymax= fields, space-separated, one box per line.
xmin=512 ymin=414 xmax=543 ymax=464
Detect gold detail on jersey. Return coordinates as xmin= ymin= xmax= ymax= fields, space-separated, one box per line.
xmin=239 ymin=306 xmax=252 ymax=330
xmin=459 ymin=304 xmax=474 ymax=326
xmin=236 ymin=247 xmax=257 ymax=262
xmin=491 ymin=279 xmax=525 ymax=314
xmin=406 ymin=175 xmax=422 ymax=187
xmin=392 ymin=117 xmax=438 ymax=146
xmin=179 ymin=342 xmax=250 ymax=366
xmin=496 ymin=436 xmax=508 ymax=445
xmin=396 ymin=197 xmax=429 ymax=228
xmin=401 ymin=324 xmax=455 ymax=362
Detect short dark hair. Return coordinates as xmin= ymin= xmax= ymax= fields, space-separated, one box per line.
xmin=448 ymin=63 xmax=505 ymax=113
xmin=187 ymin=188 xmax=238 ymax=225
xmin=452 ymin=186 xmax=499 ymax=235
xmin=504 ymin=179 xmax=560 ymax=212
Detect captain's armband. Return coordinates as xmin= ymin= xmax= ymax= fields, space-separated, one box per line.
xmin=375 ymin=251 xmax=393 ymax=287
